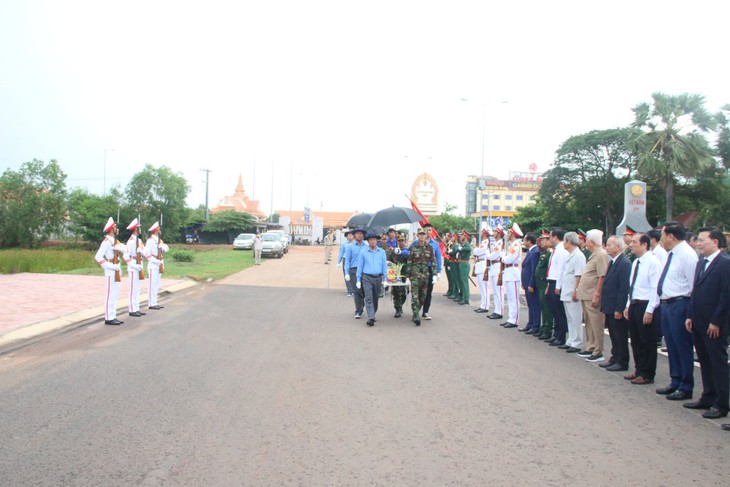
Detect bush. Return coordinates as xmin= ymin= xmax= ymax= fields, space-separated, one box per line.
xmin=169 ymin=248 xmax=194 ymax=262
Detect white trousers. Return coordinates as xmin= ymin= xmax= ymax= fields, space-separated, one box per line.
xmin=489 ymin=276 xmax=503 ymax=315
xmin=505 ymin=279 xmax=520 ymax=325
xmin=563 ymin=300 xmax=584 ymax=349
xmin=128 ymin=270 xmax=141 ymax=312
xmin=148 ymin=265 xmax=161 ymax=307
xmin=476 ymin=272 xmax=490 ymax=310
xmin=104 ymin=276 xmax=121 ymax=320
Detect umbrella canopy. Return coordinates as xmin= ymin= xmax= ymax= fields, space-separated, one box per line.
xmin=346 ymin=213 xmax=373 ymax=228
xmin=367 ymin=206 xmax=423 ymax=228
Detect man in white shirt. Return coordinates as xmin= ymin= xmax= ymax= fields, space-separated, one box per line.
xmin=648 ymin=228 xmax=668 ymax=347
xmin=655 ymin=222 xmax=698 ymax=401
xmin=560 ymin=232 xmax=586 ymax=353
xmin=623 ymin=233 xmax=662 ymax=385
xmin=546 ymin=228 xmax=570 ymax=346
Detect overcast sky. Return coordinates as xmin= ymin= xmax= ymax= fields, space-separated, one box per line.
xmin=1 ymin=1 xmax=727 ymax=216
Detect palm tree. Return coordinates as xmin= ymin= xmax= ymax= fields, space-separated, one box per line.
xmin=631 ymin=92 xmax=716 ymax=221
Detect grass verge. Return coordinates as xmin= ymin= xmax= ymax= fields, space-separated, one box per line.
xmin=0 ymin=246 xmax=254 ymax=281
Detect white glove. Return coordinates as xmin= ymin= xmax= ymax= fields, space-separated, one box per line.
xmin=432 ymin=275 xmax=438 ymax=284
xmin=113 ymin=243 xmax=127 ymax=252
xmin=111 ymin=263 xmax=121 ymax=272
xmin=337 ymin=262 xmax=342 ymax=268
xmin=405 ymin=278 xmax=411 ymax=286
xmin=345 ymin=273 xmax=350 ymax=282
xmin=394 ymin=247 xmax=401 ymax=254
xmin=130 ymin=263 xmax=142 ymax=272
xmin=101 ymin=261 xmax=115 ymax=271
xmin=356 ymin=281 xmax=361 ymax=289
xmin=382 ymin=281 xmax=388 ymax=289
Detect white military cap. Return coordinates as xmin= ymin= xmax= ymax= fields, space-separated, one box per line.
xmin=126 ymin=218 xmax=139 ymax=231
xmin=148 ymin=221 xmax=160 ymax=233
xmin=511 ymin=222 xmax=523 ymax=237
xmin=103 ymin=217 xmax=115 ymax=233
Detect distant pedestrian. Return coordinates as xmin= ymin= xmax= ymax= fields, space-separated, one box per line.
xmin=323 ymin=229 xmax=335 ymax=264
xmin=253 ymin=232 xmax=263 ymax=265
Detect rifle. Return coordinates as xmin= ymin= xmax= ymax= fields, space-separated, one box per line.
xmin=113 ymin=208 xmax=121 ymax=282
xmin=137 ymin=213 xmax=145 ymax=280
xmin=158 ymin=213 xmax=164 ymax=274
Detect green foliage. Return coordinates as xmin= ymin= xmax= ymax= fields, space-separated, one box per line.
xmin=538 ymin=128 xmax=638 ymax=232
xmin=67 ymin=188 xmax=124 ymax=242
xmin=269 ymin=213 xmax=280 ymax=223
xmin=512 ymin=200 xmax=550 ymax=234
xmin=632 ymin=92 xmax=717 ymax=220
xmin=0 ymin=247 xmax=92 ymax=274
xmin=125 ymin=164 xmax=191 ymax=242
xmin=428 ymin=213 xmax=478 ymax=236
xmin=203 ymin=210 xmax=256 ymax=232
xmin=443 ymin=202 xmax=458 ymax=215
xmin=169 ymin=248 xmax=194 ymax=262
xmin=0 ymin=159 xmax=68 ymax=248
xmin=715 ymin=104 xmax=730 ymax=170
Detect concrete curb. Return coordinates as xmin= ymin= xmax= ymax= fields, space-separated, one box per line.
xmin=0 ymin=280 xmax=198 ymax=352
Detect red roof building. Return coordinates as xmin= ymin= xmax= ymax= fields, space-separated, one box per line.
xmin=210 ymin=174 xmax=265 ymax=219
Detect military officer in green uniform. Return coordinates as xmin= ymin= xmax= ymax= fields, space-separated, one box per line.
xmin=443 ymin=233 xmax=456 ymax=298
xmin=622 ymin=226 xmax=637 ymax=262
xmin=577 ymin=229 xmax=592 ymax=260
xmin=455 ymin=231 xmax=472 ymax=305
xmin=407 ymin=228 xmax=436 ymax=326
xmin=447 ymin=233 xmax=462 ymax=300
xmin=535 ymin=231 xmax=555 ymax=340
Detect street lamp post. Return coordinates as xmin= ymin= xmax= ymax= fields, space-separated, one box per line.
xmin=103 ymin=148 xmax=114 ymax=196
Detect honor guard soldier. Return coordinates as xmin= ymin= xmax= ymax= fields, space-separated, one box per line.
xmin=473 ymin=228 xmax=492 ymax=313
xmin=95 ymin=217 xmax=130 ymax=325
xmin=407 ymin=228 xmax=436 ymax=326
xmin=125 ymin=218 xmax=147 ymax=317
xmin=501 ymin=223 xmax=523 ymax=328
xmin=487 ymin=224 xmax=505 ymax=319
xmin=145 ymin=221 xmax=169 ymax=310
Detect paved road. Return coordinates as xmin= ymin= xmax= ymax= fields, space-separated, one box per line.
xmin=0 ymin=247 xmax=728 ymax=485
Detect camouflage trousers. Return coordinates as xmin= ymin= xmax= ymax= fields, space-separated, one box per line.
xmin=410 ymin=279 xmax=429 ymax=318
xmin=392 ymin=283 xmax=407 ymax=311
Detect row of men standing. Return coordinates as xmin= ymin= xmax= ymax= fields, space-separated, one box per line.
xmin=94 ymin=217 xmax=169 ymax=325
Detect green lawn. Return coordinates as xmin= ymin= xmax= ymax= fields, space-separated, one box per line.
xmin=0 ymin=246 xmax=254 ymax=281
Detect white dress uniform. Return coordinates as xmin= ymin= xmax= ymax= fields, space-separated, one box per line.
xmin=94 ymin=218 xmax=129 ymax=322
xmin=145 ymin=222 xmax=169 ymax=308
xmin=503 ymin=225 xmax=524 ymax=325
xmin=487 ymin=236 xmax=505 ymax=315
xmin=473 ymin=236 xmax=491 ymax=311
xmin=561 ymin=247 xmax=587 ymax=349
xmin=125 ymin=218 xmax=146 ymax=314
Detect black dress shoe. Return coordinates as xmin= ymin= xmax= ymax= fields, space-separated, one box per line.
xmin=487 ymin=313 xmax=502 ymax=320
xmin=683 ymin=401 xmax=712 ymax=410
xmin=503 ymin=323 xmax=517 ymax=328
xmin=538 ymin=334 xmax=552 ymax=340
xmin=605 ymin=363 xmax=628 ymax=371
xmin=549 ymin=340 xmax=565 ymax=347
xmin=148 ymin=305 xmax=164 ymax=310
xmin=599 ymin=361 xmax=617 ymax=368
xmin=474 ymin=308 xmax=487 ymax=313
xmin=129 ymin=311 xmax=143 ymax=317
xmin=702 ymin=407 xmax=728 ymax=419
xmin=565 ymin=347 xmax=580 ymax=353
xmin=366 ymin=319 xmax=375 ymax=326
xmin=666 ymin=390 xmax=692 ymax=401
xmin=414 ymin=320 xmax=421 ymax=327
xmin=656 ymin=385 xmax=677 ymax=395
xmin=722 ymin=423 xmax=730 ymax=431
xmin=557 ymin=344 xmax=570 ymax=349
xmin=518 ymin=327 xmax=530 ymax=332
xmin=104 ymin=319 xmax=123 ymax=325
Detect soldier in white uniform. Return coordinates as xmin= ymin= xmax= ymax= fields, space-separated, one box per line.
xmin=125 ymin=218 xmax=147 ymax=317
xmin=501 ymin=223 xmax=524 ymax=328
xmin=487 ymin=224 xmax=506 ymax=320
xmin=94 ymin=217 xmax=130 ymax=325
xmin=145 ymin=221 xmax=169 ymax=310
xmin=473 ymin=227 xmax=492 ymax=313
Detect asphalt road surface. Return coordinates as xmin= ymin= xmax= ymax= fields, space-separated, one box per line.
xmin=1 ymin=257 xmax=728 ymax=485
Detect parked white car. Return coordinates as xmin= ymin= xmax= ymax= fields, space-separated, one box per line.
xmin=264 ymin=230 xmax=289 ymax=254
xmin=232 ymin=233 xmax=255 ymax=250
xmin=261 ymin=233 xmax=284 ymax=258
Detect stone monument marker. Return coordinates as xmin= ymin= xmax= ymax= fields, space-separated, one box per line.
xmin=616 ymin=180 xmax=653 ymax=234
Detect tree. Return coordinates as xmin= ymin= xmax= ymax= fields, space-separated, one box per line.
xmin=512 ymin=200 xmax=550 ymax=233
xmin=66 ymin=188 xmax=124 ymax=243
xmin=715 ymin=104 xmax=730 ymax=170
xmin=125 ymin=164 xmax=191 ymax=242
xmin=632 ymin=92 xmax=716 ymax=221
xmin=538 ymin=128 xmax=638 ymax=232
xmin=428 ymin=213 xmax=477 ymax=237
xmin=203 ymin=210 xmax=257 ymax=232
xmin=0 ymin=159 xmax=67 ymax=248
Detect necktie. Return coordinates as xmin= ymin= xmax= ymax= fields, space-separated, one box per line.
xmin=656 ymin=252 xmax=673 ymax=297
xmin=547 ymin=248 xmax=555 ymax=276
xmin=629 ymin=259 xmax=641 ymax=300
xmin=698 ymin=258 xmax=708 ymax=280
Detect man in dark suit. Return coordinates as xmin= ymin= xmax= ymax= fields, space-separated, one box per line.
xmin=600 ymin=236 xmax=632 ymax=371
xmin=684 ymin=227 xmax=730 ymax=425
xmin=520 ymin=233 xmax=541 ymax=333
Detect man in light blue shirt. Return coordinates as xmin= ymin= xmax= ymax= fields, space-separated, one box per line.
xmin=356 ymin=233 xmax=388 ymax=326
xmin=344 ymin=228 xmax=367 ymax=318
xmin=337 ymin=231 xmax=355 ymax=296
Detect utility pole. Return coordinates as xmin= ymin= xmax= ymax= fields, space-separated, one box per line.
xmin=200 ymin=168 xmax=212 ymax=220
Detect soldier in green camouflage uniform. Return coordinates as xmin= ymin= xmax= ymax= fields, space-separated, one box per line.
xmin=387 ymin=236 xmax=410 ymax=317
xmin=455 ymin=231 xmax=472 ymax=305
xmin=407 ymin=229 xmax=436 ymax=326
xmin=535 ymin=234 xmax=554 ymax=338
xmin=447 ymin=235 xmax=461 ymax=300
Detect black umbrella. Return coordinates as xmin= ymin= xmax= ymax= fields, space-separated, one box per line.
xmin=346 ymin=213 xmax=373 ymax=228
xmin=367 ymin=206 xmax=423 ymax=228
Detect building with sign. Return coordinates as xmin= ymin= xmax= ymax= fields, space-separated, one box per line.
xmin=465 ymin=171 xmax=542 ymax=227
